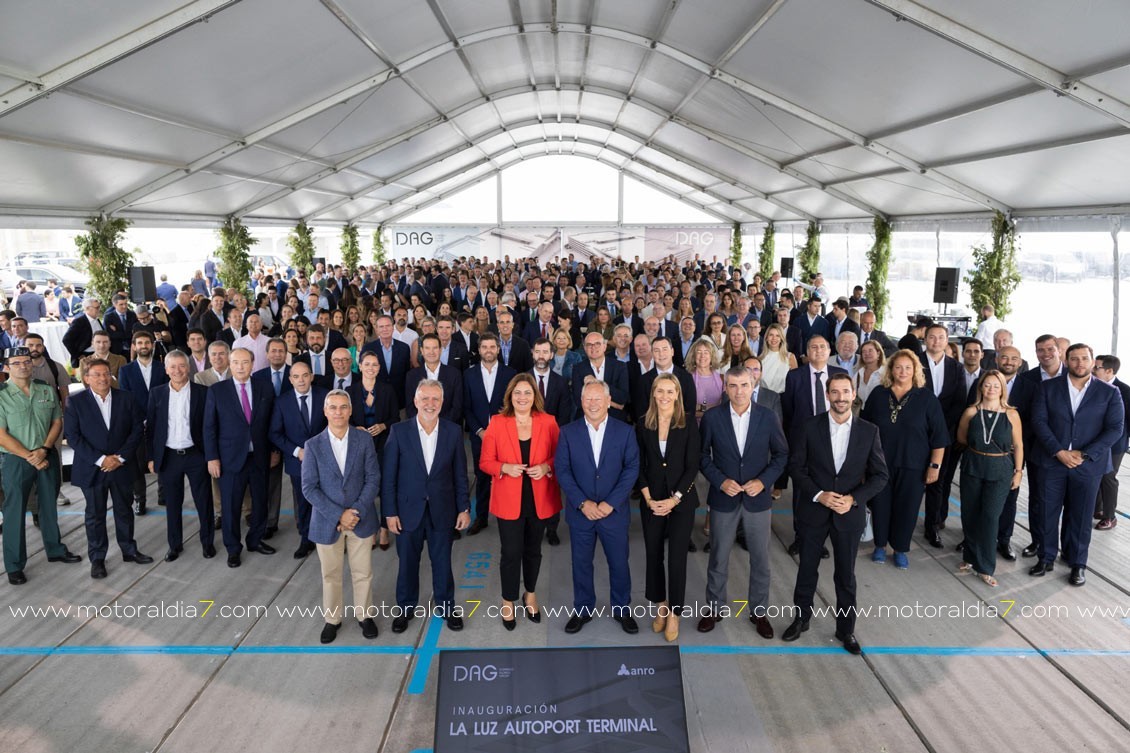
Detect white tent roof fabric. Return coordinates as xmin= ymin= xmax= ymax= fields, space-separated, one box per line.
xmin=2 ymin=0 xmax=1129 ymax=229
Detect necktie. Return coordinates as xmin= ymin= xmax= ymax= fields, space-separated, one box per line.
xmin=313 ymin=353 xmax=322 ymax=375
xmin=814 ymin=371 xmax=826 ymax=413
xmin=240 ymin=383 xmax=252 ymax=424
xmin=863 ymin=332 xmax=869 ymax=343
xmin=338 ymin=378 xmax=345 ymax=390
xmin=541 ymin=323 xmax=547 ymax=338
xmin=538 ymin=374 xmax=546 ymax=398
xmin=273 ymin=370 xmax=282 ymax=395
xmin=299 ymin=394 xmax=310 ymax=430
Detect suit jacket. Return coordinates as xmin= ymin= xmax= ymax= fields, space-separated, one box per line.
xmin=203 ymin=379 xmax=275 ymax=472
xmin=455 ymin=329 xmax=480 ymax=363
xmin=523 ymin=319 xmax=559 ymax=346
xmin=441 ymin=337 xmax=471 ymax=371
xmin=167 ymin=305 xmax=190 ymax=348
xmin=63 ymin=388 xmax=143 ymax=489
xmin=252 ymin=364 xmax=293 ymax=396
xmin=61 ymin=316 xmax=96 ymax=367
xmin=404 ymin=364 xmax=464 ymax=422
xmin=346 ymin=379 xmax=400 ymax=458
xmin=789 ymin=413 xmax=889 ymax=532
xmin=269 ymin=387 xmax=329 ymax=477
xmin=825 ymin=315 xmax=861 ymax=343
xmin=860 ymin=328 xmax=897 ymax=357
xmin=699 ymin=402 xmax=789 ymax=513
xmin=555 ymin=416 xmax=640 ymax=515
xmin=479 ymin=412 xmax=562 ymax=519
xmin=464 ymin=363 xmax=516 ymax=435
xmin=635 ymin=366 xmax=698 ymax=424
xmin=781 ymin=363 xmax=848 ymax=436
xmin=58 ymin=295 xmax=83 ymax=322
xmin=381 ymin=418 xmax=470 ymax=531
xmin=301 ymin=427 xmax=382 ymax=545
xmin=1031 ymin=375 xmax=1124 ymax=474
xmin=102 ymin=309 xmax=137 ymax=356
xmin=535 ymin=369 xmax=573 ymax=426
xmin=498 ymin=335 xmax=534 ymax=374
xmin=637 ymin=421 xmax=701 ymax=508
xmin=146 ymin=382 xmax=207 ymax=472
xmin=570 ymin=357 xmax=630 ymax=422
xmin=193 ymin=367 xmax=228 ymax=387
xmin=1111 ymin=378 xmax=1130 ymax=455
xmin=920 ymin=353 xmax=966 ymax=433
xmin=612 ymin=314 xmax=644 ymax=338
xmin=116 ymin=359 xmax=169 ymax=417
xmin=290 ymin=352 xmax=334 ymax=390
xmin=360 ymin=338 xmax=412 ymax=409
xmin=200 ymin=308 xmax=226 ymax=343
xmin=756 ymin=386 xmax=783 ymax=424
xmin=794 ymin=313 xmax=831 ymax=351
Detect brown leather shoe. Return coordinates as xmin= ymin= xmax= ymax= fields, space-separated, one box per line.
xmin=696 ymin=614 xmax=720 ymax=633
xmin=752 ymin=615 xmax=774 ymax=639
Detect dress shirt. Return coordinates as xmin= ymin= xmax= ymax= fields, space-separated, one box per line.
xmin=499 ymin=337 xmax=513 ymax=365
xmin=192 ymin=355 xmax=207 ymax=373
xmin=91 ymin=390 xmax=120 ymax=466
xmin=810 ymin=366 xmax=828 ymax=413
xmin=166 ymin=383 xmax=193 ymax=449
xmin=813 ymin=413 xmax=853 ymax=501
xmin=927 ymin=354 xmax=945 ymax=397
xmin=138 ymin=360 xmax=153 ymax=390
xmin=334 ymin=373 xmax=353 ymax=391
xmin=729 ymin=402 xmax=752 ymax=456
xmin=329 ymin=428 xmax=349 ymax=476
xmin=424 ymin=364 xmax=440 ymax=381
xmin=417 ymin=418 xmax=439 ymax=474
xmin=481 ymin=362 xmax=500 ymax=402
xmin=590 ymin=359 xmax=606 ymax=382
xmin=1068 ymin=378 xmax=1090 ymax=416
xmin=269 ymin=367 xmax=286 ymax=395
xmin=309 ymin=351 xmax=325 ymax=376
xmin=964 ymin=368 xmax=981 ymax=393
xmin=586 ymin=417 xmax=608 ymax=467
xmin=233 ymin=332 xmax=269 ymax=369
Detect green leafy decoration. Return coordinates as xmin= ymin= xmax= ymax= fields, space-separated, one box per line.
xmin=758 ymin=221 xmax=776 ymax=281
xmin=216 ymin=217 xmax=257 ymax=297
xmin=340 ymin=222 xmax=360 ymax=273
xmin=74 ymin=214 xmax=134 ymax=301
xmin=288 ymin=220 xmax=315 ymax=277
xmin=865 ymin=216 xmax=893 ymax=327
xmin=964 ymin=211 xmax=1022 ymax=322
xmin=372 ymin=225 xmax=387 ymax=265
xmin=797 ymin=221 xmax=821 ymax=282
xmin=729 ymin=222 xmax=743 ymax=268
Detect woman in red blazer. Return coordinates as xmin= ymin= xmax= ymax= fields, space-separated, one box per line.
xmin=480 ymin=373 xmax=562 ymax=630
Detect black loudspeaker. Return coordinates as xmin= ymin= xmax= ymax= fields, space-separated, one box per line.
xmin=933 ymin=267 xmax=959 ymax=304
xmin=780 ymin=257 xmax=794 ymax=278
xmin=129 ymin=266 xmax=157 ymax=303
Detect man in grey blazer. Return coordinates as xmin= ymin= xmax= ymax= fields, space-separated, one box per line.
xmin=301 ymin=390 xmax=382 ymax=644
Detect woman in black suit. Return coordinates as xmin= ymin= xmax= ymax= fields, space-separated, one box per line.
xmin=637 ymin=373 xmax=700 ymax=642
xmin=349 ymin=350 xmax=399 ymax=549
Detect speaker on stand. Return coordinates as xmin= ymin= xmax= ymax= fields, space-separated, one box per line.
xmin=933 ymin=267 xmax=959 ymax=313
xmin=129 ymin=266 xmax=157 ymax=304
xmin=780 ymin=257 xmax=794 ymax=280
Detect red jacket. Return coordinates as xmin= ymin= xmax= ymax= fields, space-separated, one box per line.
xmin=480 ymin=411 xmax=562 ymax=520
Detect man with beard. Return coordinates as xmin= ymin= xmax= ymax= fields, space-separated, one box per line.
xmin=463 ymin=333 xmax=514 ymax=536
xmin=531 ymin=337 xmax=572 ymax=546
xmin=117 ymin=331 xmax=168 ymax=515
xmin=295 ymin=325 xmax=332 ymax=389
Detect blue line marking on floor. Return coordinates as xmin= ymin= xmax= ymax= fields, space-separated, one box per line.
xmin=407 ymin=616 xmax=444 ymax=695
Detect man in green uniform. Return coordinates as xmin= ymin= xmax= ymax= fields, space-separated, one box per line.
xmin=0 ymin=347 xmax=82 ymax=584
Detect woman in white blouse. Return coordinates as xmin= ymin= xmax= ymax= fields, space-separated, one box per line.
xmin=759 ymin=323 xmax=796 ymax=394
xmin=854 ymin=340 xmax=886 ymax=412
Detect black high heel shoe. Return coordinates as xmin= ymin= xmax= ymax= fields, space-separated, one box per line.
xmin=523 ymin=593 xmax=541 ymax=624
xmin=502 ymin=603 xmax=516 ymax=631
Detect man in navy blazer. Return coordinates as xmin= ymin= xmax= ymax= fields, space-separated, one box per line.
xmin=532 ymin=338 xmax=573 ymax=546
xmin=993 ymin=347 xmax=1036 ymax=559
xmin=404 ymin=334 xmax=464 ymax=423
xmin=146 ymin=351 xmax=214 ymax=561
xmin=361 ymin=315 xmax=412 ymax=410
xmin=919 ymin=324 xmax=967 ymax=546
xmin=116 ymin=330 xmax=168 ymax=515
xmin=463 ymin=334 xmax=515 ymax=536
xmin=204 ymin=347 xmax=278 ymax=567
xmin=571 ymin=331 xmax=630 ymax=422
xmin=555 ymin=378 xmax=640 ymax=635
xmin=523 ymin=301 xmax=558 ymax=346
xmin=252 ymin=338 xmax=292 ymax=397
xmin=698 ymin=366 xmax=789 ymax=638
xmin=382 ymin=379 xmax=470 ymax=632
xmin=64 ymin=359 xmax=153 ymax=578
xmin=1030 ymin=344 xmax=1125 ymax=586
xmin=792 ymin=297 xmax=831 ymax=354
xmin=1093 ymin=354 xmax=1130 ymax=530
xmin=269 ymin=361 xmax=328 ymax=559
xmin=301 ymin=390 xmax=382 ymax=643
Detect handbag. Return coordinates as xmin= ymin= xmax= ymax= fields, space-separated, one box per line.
xmin=860 ymin=508 xmax=874 ymax=543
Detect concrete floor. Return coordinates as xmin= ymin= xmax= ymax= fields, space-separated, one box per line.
xmin=2 ymin=460 xmax=1129 ymax=753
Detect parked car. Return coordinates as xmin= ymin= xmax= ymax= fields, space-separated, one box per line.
xmin=2 ymin=262 xmax=89 ymax=299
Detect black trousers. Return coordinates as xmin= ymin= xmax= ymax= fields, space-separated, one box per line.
xmin=794 ymin=514 xmax=862 ymax=637
xmin=1025 ymin=463 xmax=1044 ymax=550
xmin=218 ymin=454 xmax=269 ymax=555
xmin=997 ymin=485 xmax=1019 ymax=546
xmin=639 ymin=500 xmax=695 ymax=611
xmin=470 ymin=434 xmax=492 ymax=523
xmin=160 ymin=448 xmax=213 ymax=551
xmin=871 ymin=467 xmax=925 ymax=553
xmin=924 ymin=445 xmax=955 ymax=535
xmin=131 ymin=442 xmax=164 ymax=505
xmin=288 ymin=474 xmax=312 ymax=544
xmin=83 ymin=476 xmax=138 ymax=562
xmin=1096 ymin=451 xmax=1124 ymax=520
xmin=497 ymin=513 xmax=547 ymax=601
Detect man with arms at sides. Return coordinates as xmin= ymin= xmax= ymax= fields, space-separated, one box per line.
xmin=463 ymin=333 xmax=515 ymax=537
xmin=555 ymin=378 xmax=641 ymax=635
xmin=102 ymin=294 xmax=137 ymax=357
xmin=232 ymin=311 xmax=270 ymax=369
xmin=436 ymin=316 xmax=470 ymax=371
xmin=328 ymin=348 xmax=358 ymax=392
xmin=920 ymin=324 xmax=966 ymax=548
xmin=64 ymin=359 xmax=153 ymax=579
xmin=638 ymin=337 xmax=697 ymax=424
xmin=361 ymin=315 xmax=411 ymax=411
xmin=146 ymin=350 xmax=214 ymax=561
xmin=1030 ymin=344 xmax=1124 ymax=587
xmin=117 ymin=330 xmax=168 ymax=516
xmin=697 ymin=366 xmax=789 ymax=640
xmin=571 ymin=331 xmax=630 ymax=422
xmin=404 ymin=333 xmax=464 ymax=425
xmin=199 ymin=292 xmax=228 ymax=343
xmin=1018 ymin=334 xmax=1065 ymax=559
xmin=204 ymin=347 xmax=278 ymax=568
xmin=292 ymin=324 xmax=333 ymax=390
xmin=62 ymin=298 xmax=104 ymax=368
xmin=167 ymin=289 xmax=194 ymax=349
xmin=986 ymin=346 xmax=1034 ymax=561
xmin=302 ymin=390 xmax=382 ymax=643
xmin=858 ymin=310 xmax=896 ymax=357
xmin=270 ymin=361 xmax=328 ymax=559
xmin=495 ymin=310 xmax=534 ymax=374
xmin=785 ymin=374 xmax=888 ymax=654
xmin=1092 ymin=354 xmax=1130 ymax=530
xmin=253 ymin=337 xmax=292 ymax=537
xmin=382 ymin=380 xmax=471 ymax=633
xmin=531 ymin=337 xmax=573 ymax=546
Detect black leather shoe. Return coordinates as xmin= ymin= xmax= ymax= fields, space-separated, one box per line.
xmin=134 ymin=502 xmax=147 ymax=516
xmin=124 ymin=552 xmax=154 ymax=564
xmin=956 ymin=540 xmax=966 ymax=552
xmin=821 ymin=546 xmax=830 ymax=559
xmin=614 ymin=615 xmax=639 ymax=634
xmin=1028 ymin=561 xmax=1054 ymax=576
xmin=32 ymin=514 xmax=39 ymax=528
xmin=1021 ymin=542 xmax=1039 ymax=558
xmin=998 ymin=542 xmax=1016 ymax=561
xmin=688 ymin=540 xmax=697 ymax=552
xmin=249 ymin=543 xmax=276 ymax=555
xmin=837 ymin=633 xmax=863 ymax=655
xmin=8 ymin=570 xmax=28 ymax=585
xmin=202 ymin=543 xmax=217 ymax=559
xmin=90 ymin=560 xmax=107 ymax=579
xmin=48 ymin=550 xmax=82 ymax=564
xmin=696 ymin=614 xmax=721 ymax=633
xmin=320 ymin=622 xmax=340 ymax=644
xmin=446 ymin=615 xmax=464 ymax=631
xmin=782 ymin=618 xmax=809 ymax=642
xmin=227 ymin=554 xmax=241 ymax=568
xmin=787 ymin=541 xmax=800 ymax=556
xmin=564 ymin=615 xmax=592 ymax=634
xmin=215 ymin=515 xmax=223 ymax=529
xmin=467 ymin=519 xmax=488 ymax=536
xmin=523 ymin=593 xmax=541 ymax=623
xmin=451 ymin=528 xmax=462 ymax=540
xmin=546 ymin=529 xmax=560 ymax=546
xmin=703 ymin=541 xmax=711 ymax=553
xmin=164 ymin=548 xmax=181 ymax=562
xmin=752 ymin=616 xmax=774 ymax=639
xmin=391 ymin=615 xmax=413 ymax=633
xmin=293 ymin=543 xmax=313 ymax=559
xmin=925 ymin=532 xmax=944 ymax=549
xmin=263 ymin=526 xmax=278 ymax=540
xmin=359 ymin=618 xmax=379 ymax=638
xmin=1069 ymin=566 xmax=1086 ymax=586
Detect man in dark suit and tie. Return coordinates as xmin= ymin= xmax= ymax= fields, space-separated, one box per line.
xmin=825 ymin=300 xmax=861 ymax=342
xmin=1030 ymin=344 xmax=1125 ymax=586
xmin=252 ymin=338 xmax=292 ymax=396
xmin=555 ymin=378 xmax=641 ymax=635
xmin=204 ymin=347 xmax=278 ymax=568
xmin=361 ymin=315 xmax=412 ymax=410
xmin=269 ymin=361 xmax=328 ymax=559
xmin=404 ymin=334 xmax=464 ymax=423
xmin=572 ymin=331 xmax=630 ymax=422
xmin=637 ymin=337 xmax=697 ymax=423
xmin=292 ymin=325 xmax=333 ymax=390
xmin=784 ymin=374 xmax=888 ymax=654
xmin=697 ymin=366 xmax=789 ymax=639
xmin=199 ymin=292 xmax=228 ymax=344
xmin=920 ymin=324 xmax=966 ymax=548
xmin=529 ymin=337 xmax=573 ymax=545
xmin=858 ymin=311 xmax=897 ymax=357
xmin=62 ymin=298 xmax=106 ymax=368
xmin=146 ymin=350 xmax=214 ymax=561
xmin=117 ymin=331 xmax=168 ymax=515
xmin=793 ymin=296 xmax=831 ymax=354
xmin=383 ymin=379 xmax=471 ymax=632
xmin=523 ymin=302 xmax=557 ymax=345
xmin=463 ymin=334 xmax=515 ymax=536
xmin=102 ymin=295 xmax=137 ymax=357
xmin=1093 ymin=354 xmax=1130 ymax=530
xmin=64 ymin=359 xmax=153 ymax=579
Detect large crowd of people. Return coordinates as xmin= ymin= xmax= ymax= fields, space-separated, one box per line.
xmin=0 ymin=256 xmax=1126 ymax=654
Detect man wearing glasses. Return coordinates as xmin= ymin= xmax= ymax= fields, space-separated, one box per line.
xmin=0 ymin=347 xmax=82 ymax=584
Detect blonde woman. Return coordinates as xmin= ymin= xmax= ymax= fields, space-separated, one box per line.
xmin=760 ymin=323 xmax=796 ymax=393
xmin=723 ymin=324 xmax=753 ymax=370
xmin=854 ymin=340 xmax=886 ymax=410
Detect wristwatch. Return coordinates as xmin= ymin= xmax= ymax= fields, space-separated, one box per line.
xmin=673 ymin=491 xmax=683 ymax=500
xmin=928 ymin=462 xmax=941 ymax=469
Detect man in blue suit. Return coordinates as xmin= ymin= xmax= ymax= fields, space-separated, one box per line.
xmin=571 ymin=331 xmax=630 ymax=422
xmin=1030 ymin=344 xmax=1125 ymax=587
xmin=116 ymin=330 xmax=168 ymax=515
xmin=253 ymin=337 xmax=293 ymax=537
xmin=204 ymin=347 xmax=278 ymax=567
xmin=463 ymin=333 xmax=515 ymax=536
xmin=361 ymin=315 xmax=412 ymax=410
xmin=1093 ymin=354 xmax=1130 ymax=530
xmin=698 ymin=366 xmax=789 ymax=639
xmin=532 ymin=337 xmax=573 ymax=546
xmin=146 ymin=351 xmax=214 ymax=561
xmin=793 ymin=296 xmax=831 ymax=354
xmin=404 ymin=333 xmax=464 ymax=423
xmin=64 ymin=359 xmax=153 ymax=578
xmin=555 ymin=378 xmax=640 ymax=635
xmin=269 ymin=361 xmax=328 ymax=559
xmin=302 ymin=390 xmax=382 ymax=644
xmin=920 ymin=324 xmax=967 ymax=547
xmin=383 ymin=379 xmax=471 ymax=633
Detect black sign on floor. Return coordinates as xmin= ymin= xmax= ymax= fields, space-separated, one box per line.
xmin=435 ymin=646 xmax=689 ymax=752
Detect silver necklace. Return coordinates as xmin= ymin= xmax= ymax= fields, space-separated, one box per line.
xmin=979 ymin=406 xmax=1003 ymax=447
